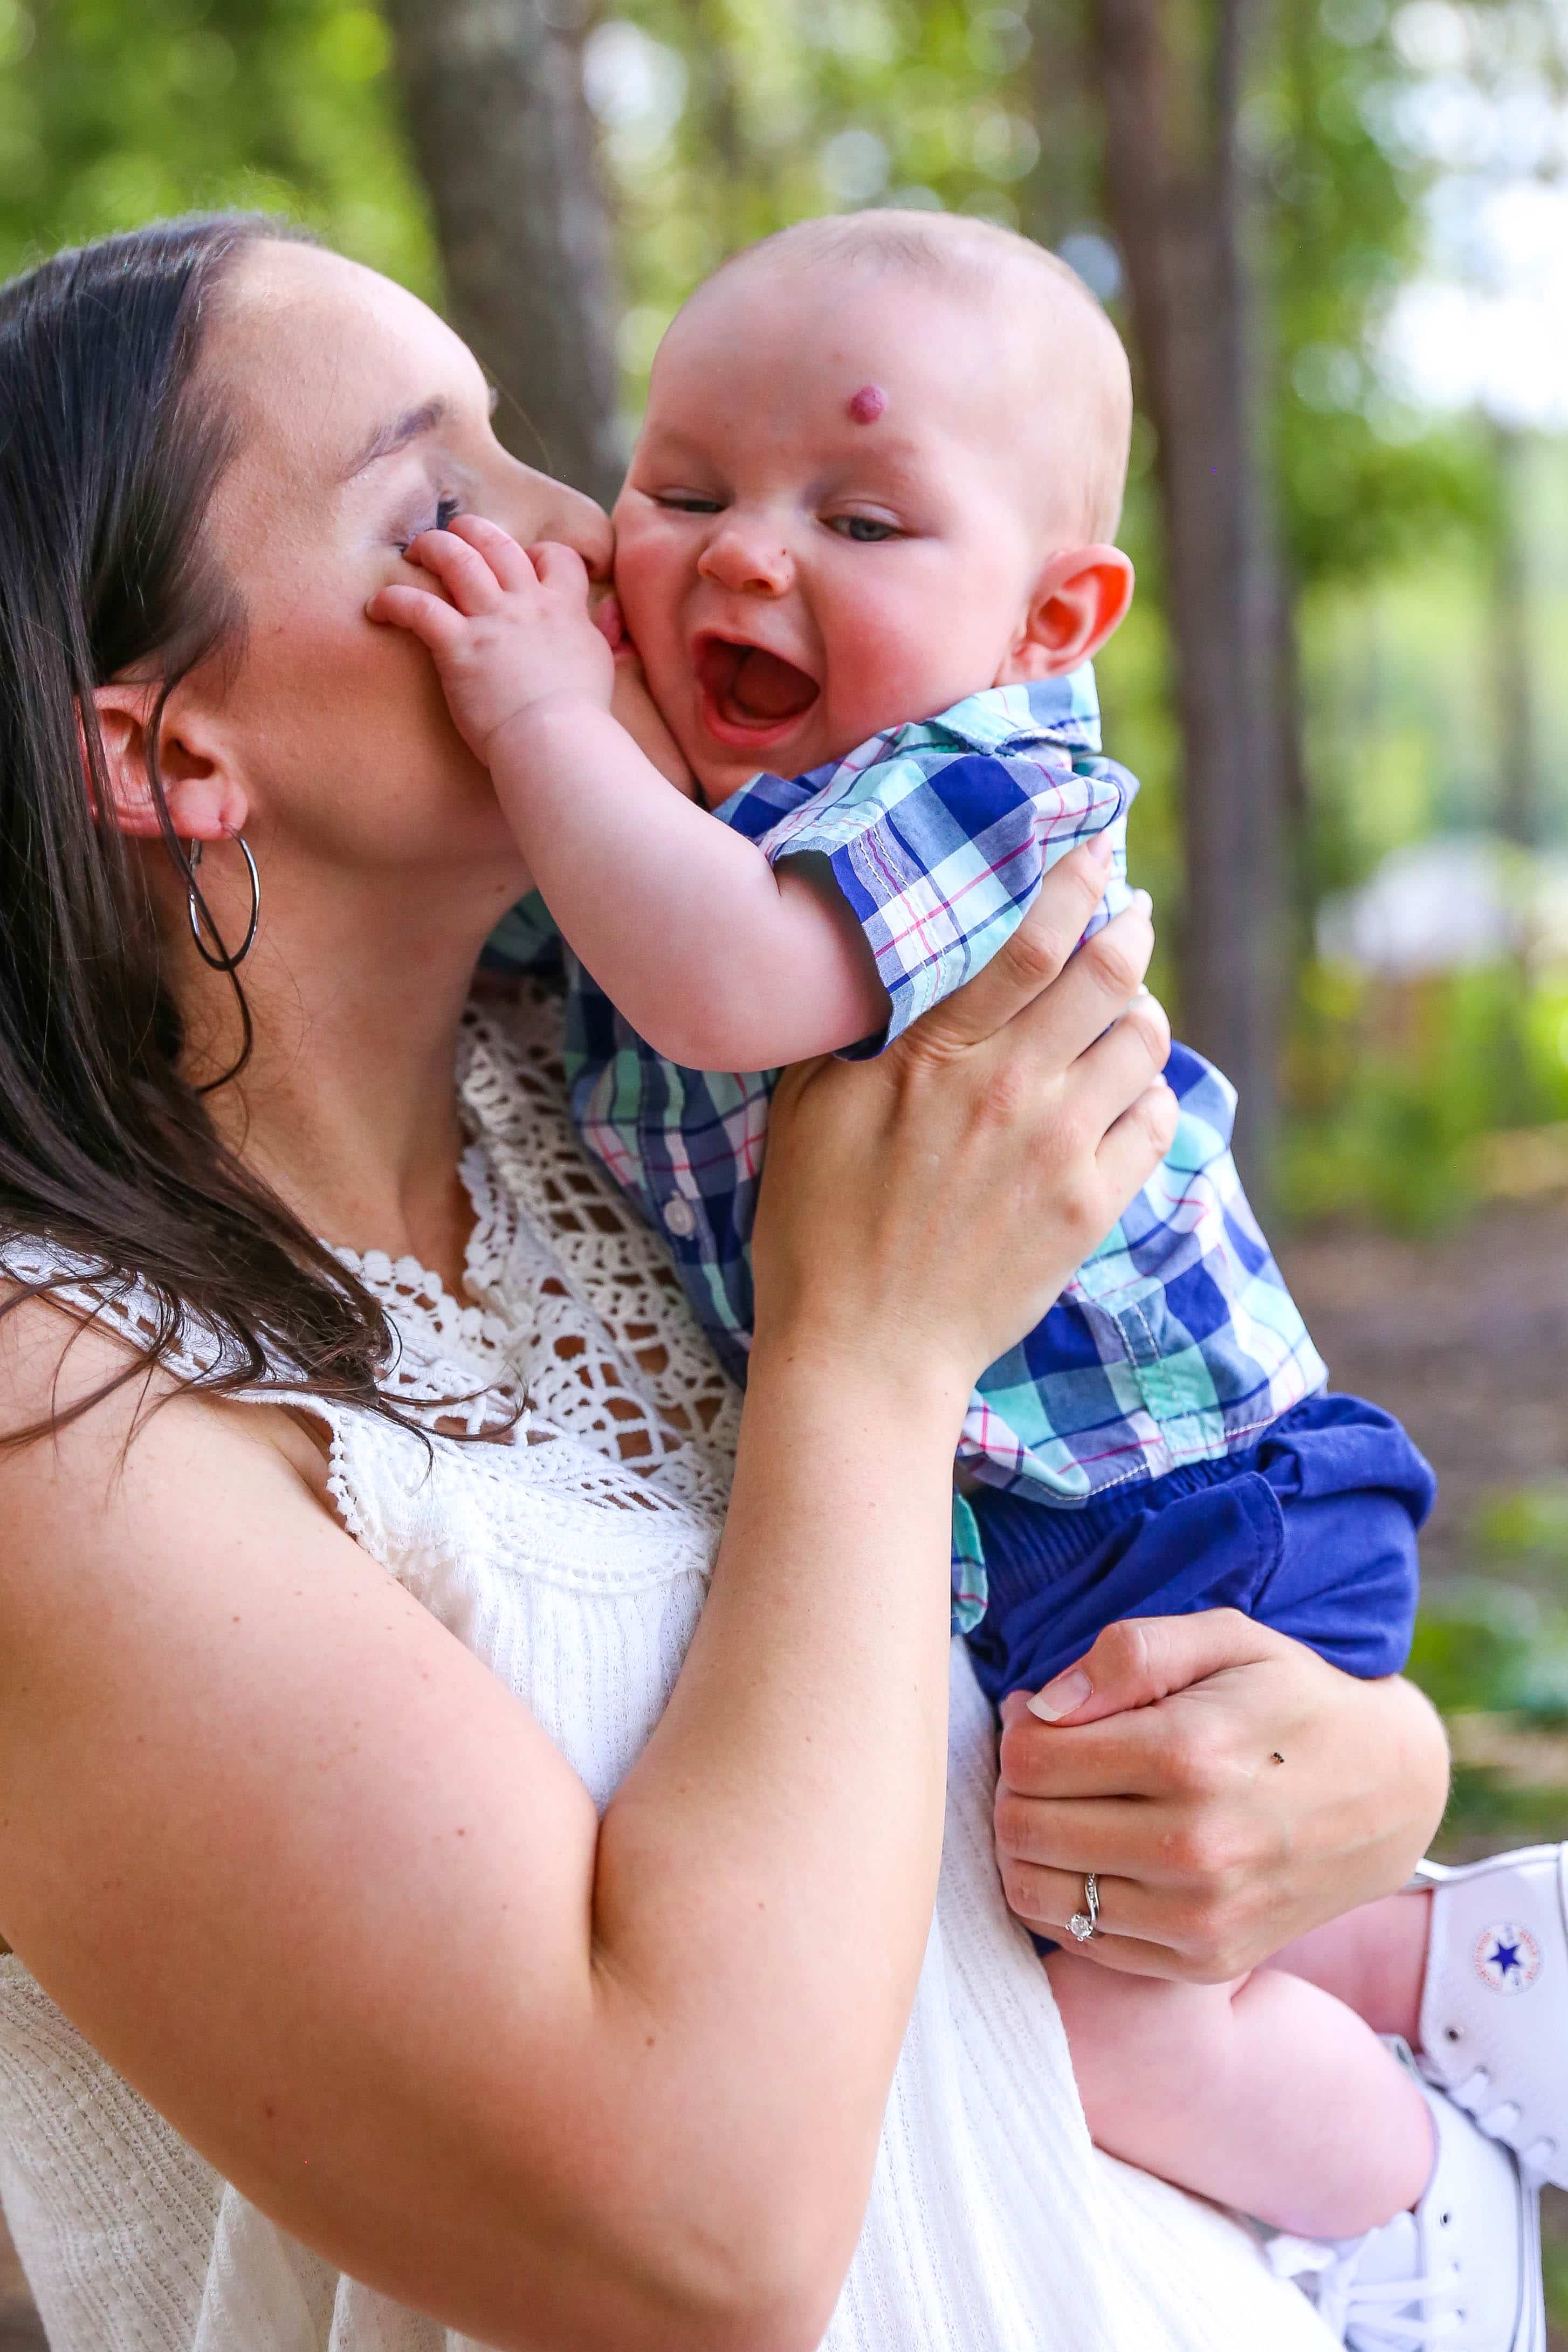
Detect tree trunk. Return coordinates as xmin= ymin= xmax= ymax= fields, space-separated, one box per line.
xmin=382 ymin=0 xmax=624 ymax=508
xmin=1092 ymin=0 xmax=1284 ymax=1185
xmin=1021 ymin=0 xmax=1098 ymax=251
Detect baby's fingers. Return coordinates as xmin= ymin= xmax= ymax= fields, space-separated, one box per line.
xmin=402 ymin=526 xmax=510 ymax=615
xmin=444 ymin=511 xmax=539 ymax=594
xmin=365 ymin=581 xmax=469 ymax=657
xmin=527 ymin=540 xmax=593 ymax=602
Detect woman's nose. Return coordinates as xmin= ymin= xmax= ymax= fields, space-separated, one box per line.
xmin=540 ymin=480 xmax=616 ymax=579
xmin=502 ymin=465 xmax=615 ymax=580
xmin=698 ymin=525 xmax=794 ymax=597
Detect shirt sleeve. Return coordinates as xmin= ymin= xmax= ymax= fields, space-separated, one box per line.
xmin=751 ymin=737 xmax=1136 ymax=1053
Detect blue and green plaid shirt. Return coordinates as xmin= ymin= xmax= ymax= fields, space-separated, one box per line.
xmin=486 ymin=669 xmax=1326 ymax=1627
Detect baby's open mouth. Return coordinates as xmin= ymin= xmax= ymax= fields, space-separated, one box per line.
xmin=694 ymin=636 xmax=820 ymax=734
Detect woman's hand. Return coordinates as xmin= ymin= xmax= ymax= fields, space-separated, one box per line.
xmin=753 ymin=840 xmax=1178 ymax=1407
xmin=993 ymin=1611 xmax=1450 ymax=1981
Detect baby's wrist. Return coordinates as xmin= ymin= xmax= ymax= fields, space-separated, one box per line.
xmin=485 ymin=691 xmax=613 ymax=775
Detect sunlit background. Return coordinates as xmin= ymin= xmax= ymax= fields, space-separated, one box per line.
xmin=2 ymin=1 xmax=1568 ymax=2336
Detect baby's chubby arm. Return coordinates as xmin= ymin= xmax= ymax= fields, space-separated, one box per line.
xmin=368 ymin=515 xmax=887 ymax=1069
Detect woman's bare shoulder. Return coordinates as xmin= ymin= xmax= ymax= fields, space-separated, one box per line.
xmin=0 ymin=1280 xmax=335 ymax=1529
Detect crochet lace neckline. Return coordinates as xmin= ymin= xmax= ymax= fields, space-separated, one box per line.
xmin=323 ymin=992 xmax=743 ymax=1515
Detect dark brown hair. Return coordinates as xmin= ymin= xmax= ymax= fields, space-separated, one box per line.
xmin=0 ymin=215 xmax=417 ymax=1439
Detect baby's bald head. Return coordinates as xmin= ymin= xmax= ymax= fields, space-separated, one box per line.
xmin=618 ymin=210 xmax=1138 ymax=800
xmin=671 ymin=209 xmax=1134 ymax=547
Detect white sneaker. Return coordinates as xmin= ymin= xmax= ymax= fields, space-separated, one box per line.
xmin=1417 ymin=1844 xmax=1568 ymax=2185
xmin=1268 ymin=2043 xmax=1543 ymax=2349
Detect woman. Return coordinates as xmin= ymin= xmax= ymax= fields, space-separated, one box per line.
xmin=0 ymin=215 xmax=1449 ymax=2351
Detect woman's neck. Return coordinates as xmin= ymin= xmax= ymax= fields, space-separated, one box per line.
xmin=173 ymin=850 xmax=527 ymax=1292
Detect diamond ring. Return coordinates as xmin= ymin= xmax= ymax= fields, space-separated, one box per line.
xmin=1067 ymin=1872 xmax=1100 ymax=1942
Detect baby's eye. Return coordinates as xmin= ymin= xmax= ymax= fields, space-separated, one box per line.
xmin=657 ymin=493 xmax=725 ymax=515
xmin=828 ymin=514 xmax=898 ymax=543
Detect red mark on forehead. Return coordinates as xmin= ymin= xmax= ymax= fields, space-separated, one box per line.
xmin=848 ymin=383 xmax=887 ymax=424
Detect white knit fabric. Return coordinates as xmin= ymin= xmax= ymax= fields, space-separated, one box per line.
xmin=0 ymin=992 xmax=1331 ymax=2351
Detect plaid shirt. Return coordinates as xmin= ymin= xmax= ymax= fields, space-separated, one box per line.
xmin=486 ymin=670 xmax=1326 ymax=1628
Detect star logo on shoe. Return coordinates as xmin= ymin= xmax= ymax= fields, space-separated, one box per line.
xmin=1473 ymin=1918 xmax=1542 ymax=1993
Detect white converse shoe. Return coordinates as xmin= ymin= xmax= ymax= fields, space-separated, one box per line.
xmin=1268 ymin=2044 xmax=1543 ymax=2349
xmin=1417 ymin=1844 xmax=1568 ymax=2185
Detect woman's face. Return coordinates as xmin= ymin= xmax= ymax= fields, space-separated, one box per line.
xmin=192 ymin=241 xmax=612 ymax=892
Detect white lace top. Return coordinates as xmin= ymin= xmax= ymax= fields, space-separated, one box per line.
xmin=0 ymin=994 xmax=1330 ymax=2351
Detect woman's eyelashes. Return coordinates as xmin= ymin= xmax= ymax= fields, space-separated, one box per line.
xmin=395 ymin=493 xmax=464 ymax=553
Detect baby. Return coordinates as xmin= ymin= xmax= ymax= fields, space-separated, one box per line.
xmin=374 ymin=214 xmax=1555 ymax=2341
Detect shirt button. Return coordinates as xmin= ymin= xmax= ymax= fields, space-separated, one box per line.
xmin=662 ymin=1195 xmax=698 ymax=1239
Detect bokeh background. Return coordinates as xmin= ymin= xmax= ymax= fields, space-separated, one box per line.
xmin=2 ymin=0 xmax=1568 ymax=2337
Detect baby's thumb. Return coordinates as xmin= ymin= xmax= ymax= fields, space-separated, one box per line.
xmin=1022 ymin=1610 xmax=1281 ymax=1725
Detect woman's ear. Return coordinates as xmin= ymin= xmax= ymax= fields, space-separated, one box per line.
xmin=90 ymin=683 xmax=249 ymax=843
xmin=999 ymin=546 xmax=1136 ymax=684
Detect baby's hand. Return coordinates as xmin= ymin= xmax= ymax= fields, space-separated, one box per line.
xmin=367 ymin=513 xmax=613 ymax=765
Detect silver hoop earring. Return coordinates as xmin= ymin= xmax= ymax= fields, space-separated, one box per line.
xmin=187 ymin=834 xmax=260 ymax=972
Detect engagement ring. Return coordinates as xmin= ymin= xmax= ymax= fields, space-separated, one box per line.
xmin=1067 ymin=1872 xmax=1100 ymax=1942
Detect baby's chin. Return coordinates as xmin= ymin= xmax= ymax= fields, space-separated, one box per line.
xmin=661 ymin=689 xmax=824 ymax=802
xmin=687 ymin=720 xmax=838 ymax=806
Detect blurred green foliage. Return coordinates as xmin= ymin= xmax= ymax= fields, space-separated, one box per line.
xmin=0 ymin=0 xmax=434 ymax=289
xmin=1408 ymin=1577 xmax=1568 ymax=1719
xmin=1476 ymin=1479 xmax=1568 ymax=1569
xmin=1268 ymin=0 xmax=1496 ymax=593
xmin=1281 ymin=957 xmax=1568 ymax=1227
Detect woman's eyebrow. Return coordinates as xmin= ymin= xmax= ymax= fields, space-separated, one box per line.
xmin=341 ymin=396 xmax=451 ymax=482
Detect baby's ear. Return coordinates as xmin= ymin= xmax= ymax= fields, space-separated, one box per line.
xmin=1000 ymin=546 xmax=1135 ymax=683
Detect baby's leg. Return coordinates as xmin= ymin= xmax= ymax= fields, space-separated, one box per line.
xmin=1265 ymin=1888 xmax=1431 ymax=2042
xmin=1046 ymin=1948 xmax=1433 ymax=2238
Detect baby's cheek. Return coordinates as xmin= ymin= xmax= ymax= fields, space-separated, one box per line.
xmin=824 ymin=602 xmax=946 ymax=740
xmin=612 ymin=559 xmax=693 ymax=710
xmin=606 ymin=521 xmax=673 ymax=644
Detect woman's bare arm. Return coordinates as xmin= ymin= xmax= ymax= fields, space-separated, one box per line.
xmin=0 ymin=856 xmax=1175 ymax=2352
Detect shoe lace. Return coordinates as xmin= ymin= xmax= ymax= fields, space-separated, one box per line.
xmin=1269 ymin=2234 xmax=1463 ymax=2347
xmin=1448 ymin=2065 xmax=1556 ymax=2174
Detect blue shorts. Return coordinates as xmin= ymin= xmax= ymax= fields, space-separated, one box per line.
xmin=962 ymin=1393 xmax=1434 ymax=1710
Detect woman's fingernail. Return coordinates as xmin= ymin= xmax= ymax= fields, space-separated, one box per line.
xmin=1132 ymin=889 xmax=1153 ymax=917
xmin=1088 ymin=831 xmax=1116 ymax=867
xmin=1028 ymin=1668 xmax=1091 ymax=1722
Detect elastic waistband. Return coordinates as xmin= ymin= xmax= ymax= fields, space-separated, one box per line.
xmin=966 ymin=1392 xmax=1435 ymax=1598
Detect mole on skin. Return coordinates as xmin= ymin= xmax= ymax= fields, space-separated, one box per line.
xmin=848 ymin=383 xmax=887 ymax=424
